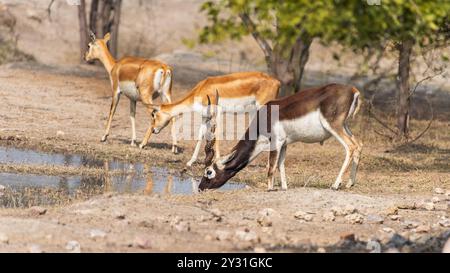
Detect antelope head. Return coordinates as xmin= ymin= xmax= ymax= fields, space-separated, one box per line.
xmin=199 ymin=90 xmax=238 ymax=191
xmin=85 ymin=32 xmax=111 ymax=62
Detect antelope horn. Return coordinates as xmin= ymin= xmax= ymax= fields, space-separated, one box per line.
xmin=89 ymin=30 xmax=96 ymax=42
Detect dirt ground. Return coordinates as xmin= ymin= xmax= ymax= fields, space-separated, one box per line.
xmin=0 ymin=64 xmax=449 ymax=253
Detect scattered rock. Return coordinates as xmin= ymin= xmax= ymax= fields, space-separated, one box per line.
xmin=204 ymin=234 xmax=214 ymax=241
xmin=215 ymin=230 xmax=231 ymax=241
xmin=209 ymin=208 xmax=224 ymax=222
xmin=322 ymin=212 xmax=336 ymax=222
xmin=235 ymin=230 xmax=259 ymax=243
xmin=133 ymin=236 xmax=152 ymax=249
xmin=28 ymin=244 xmax=43 ymax=253
xmin=385 ymin=248 xmax=400 ymax=253
xmin=403 ymin=221 xmax=419 ymax=230
xmin=443 ymin=238 xmax=450 ymax=253
xmin=257 ymin=208 xmax=279 ymax=227
xmin=294 ymin=210 xmax=313 ymax=222
xmin=254 ymin=247 xmax=267 ymax=253
xmin=317 ymin=247 xmax=327 ymax=253
xmin=390 ymin=215 xmax=401 ymax=221
xmin=331 ymin=206 xmax=345 ymax=216
xmin=438 ymin=217 xmax=450 ymax=228
xmin=345 ymin=213 xmax=364 ymax=224
xmin=65 ymin=241 xmax=81 ymax=253
xmin=414 ymin=224 xmax=431 ymax=233
xmin=29 ymin=206 xmax=47 ymax=216
xmin=366 ymin=240 xmax=381 ymax=253
xmin=388 ymin=233 xmax=408 ymax=248
xmin=137 ymin=221 xmax=153 ymax=229
xmin=434 ymin=188 xmax=445 ymax=195
xmin=431 ymin=197 xmax=440 ymax=203
xmin=418 ymin=202 xmax=435 ymax=211
xmin=0 ymin=184 xmax=5 ymax=191
xmin=343 ymin=205 xmax=358 ymax=215
xmin=366 ymin=214 xmax=384 ymax=224
xmin=0 ymin=233 xmax=9 ymax=244
xmin=382 ymin=227 xmax=395 ymax=233
xmin=384 ymin=206 xmax=399 ymax=216
xmin=170 ymin=217 xmax=191 ymax=232
xmin=89 ymin=229 xmax=107 ymax=239
xmin=56 ymin=130 xmax=65 ymax=137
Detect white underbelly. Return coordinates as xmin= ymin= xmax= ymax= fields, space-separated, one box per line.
xmin=119 ymin=81 xmax=140 ymax=101
xmin=280 ymin=110 xmax=331 ymax=144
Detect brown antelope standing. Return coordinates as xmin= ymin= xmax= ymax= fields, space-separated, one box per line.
xmin=85 ymin=32 xmax=178 ymax=153
xmin=146 ymin=72 xmax=280 ymax=167
xmin=199 ymin=83 xmax=363 ymax=191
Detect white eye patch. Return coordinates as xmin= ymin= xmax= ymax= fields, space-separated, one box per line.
xmin=204 ymin=167 xmax=216 ymax=179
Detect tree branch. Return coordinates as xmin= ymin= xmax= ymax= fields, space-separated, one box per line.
xmin=239 ymin=12 xmax=272 ymax=59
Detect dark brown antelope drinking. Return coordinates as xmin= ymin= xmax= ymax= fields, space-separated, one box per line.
xmin=200 ymin=83 xmax=363 ymax=191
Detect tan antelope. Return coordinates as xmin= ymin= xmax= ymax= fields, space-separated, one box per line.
xmin=85 ymin=32 xmax=178 ymax=153
xmin=199 ymin=83 xmax=363 ymax=191
xmin=146 ymin=72 xmax=280 ymax=167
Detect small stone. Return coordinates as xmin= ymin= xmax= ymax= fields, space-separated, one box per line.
xmin=56 ymin=130 xmax=65 ymax=137
xmin=384 ymin=206 xmax=399 ymax=216
xmin=259 ymin=208 xmax=278 ymax=217
xmin=434 ymin=188 xmax=445 ymax=195
xmin=403 ymin=221 xmax=419 ymax=230
xmin=445 ymin=190 xmax=450 ymax=197
xmin=382 ymin=227 xmax=395 ymax=233
xmin=366 ymin=240 xmax=381 ymax=253
xmin=215 ymin=230 xmax=231 ymax=241
xmin=294 ymin=210 xmax=313 ymax=222
xmin=257 ymin=215 xmax=273 ymax=227
xmin=443 ymin=238 xmax=450 ymax=253
xmin=317 ymin=247 xmax=327 ymax=253
xmin=0 ymin=233 xmax=9 ymax=244
xmin=254 ymin=247 xmax=267 ymax=253
xmin=65 ymin=241 xmax=81 ymax=253
xmin=133 ymin=236 xmax=152 ymax=249
xmin=414 ymin=224 xmax=431 ymax=233
xmin=390 ymin=215 xmax=401 ymax=221
xmin=170 ymin=217 xmax=191 ymax=232
xmin=89 ymin=229 xmax=107 ymax=239
xmin=29 ymin=244 xmax=43 ymax=253
xmin=331 ymin=206 xmax=345 ymax=216
xmin=385 ymin=248 xmax=400 ymax=253
xmin=204 ymin=234 xmax=214 ymax=241
xmin=438 ymin=217 xmax=450 ymax=228
xmin=210 ymin=208 xmax=224 ymax=221
xmin=0 ymin=184 xmax=5 ymax=191
xmin=343 ymin=205 xmax=357 ymax=215
xmin=431 ymin=197 xmax=440 ymax=203
xmin=235 ymin=230 xmax=259 ymax=243
xmin=322 ymin=212 xmax=336 ymax=222
xmin=29 ymin=206 xmax=47 ymax=216
xmin=345 ymin=213 xmax=364 ymax=224
xmin=422 ymin=202 xmax=435 ymax=211
xmin=366 ymin=214 xmax=384 ymax=224
xmin=388 ymin=233 xmax=408 ymax=248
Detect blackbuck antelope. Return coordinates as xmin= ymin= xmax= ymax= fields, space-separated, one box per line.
xmin=146 ymin=72 xmax=280 ymax=167
xmin=85 ymin=32 xmax=178 ymax=153
xmin=199 ymin=83 xmax=363 ymax=191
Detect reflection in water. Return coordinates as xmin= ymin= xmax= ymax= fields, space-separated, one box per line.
xmin=0 ymin=147 xmax=245 ymax=208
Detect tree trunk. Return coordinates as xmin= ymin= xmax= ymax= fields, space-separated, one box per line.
xmin=269 ymin=38 xmax=312 ymax=97
xmin=89 ymin=0 xmax=99 ymax=33
xmin=88 ymin=0 xmax=121 ymax=58
xmin=396 ymin=38 xmax=414 ymax=138
xmin=109 ymin=0 xmax=122 ymax=58
xmin=77 ymin=0 xmax=88 ymax=63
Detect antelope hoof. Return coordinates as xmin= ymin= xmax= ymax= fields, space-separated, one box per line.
xmin=186 ymin=160 xmax=195 ymax=168
xmin=346 ymin=181 xmax=355 ymax=189
xmin=139 ymin=143 xmax=146 ymax=150
xmin=130 ymin=141 xmax=137 ymax=147
xmin=172 ymin=145 xmax=179 ymax=154
xmin=267 ymin=187 xmax=276 ymax=192
xmin=281 ymin=187 xmax=288 ymax=191
xmin=101 ymin=135 xmax=108 ymax=142
xmin=331 ymin=184 xmax=340 ymax=191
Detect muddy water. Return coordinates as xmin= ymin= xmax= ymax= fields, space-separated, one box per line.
xmin=0 ymin=147 xmax=245 ymax=208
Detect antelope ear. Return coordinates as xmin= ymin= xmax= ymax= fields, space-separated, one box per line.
xmin=104 ymin=33 xmax=111 ymax=43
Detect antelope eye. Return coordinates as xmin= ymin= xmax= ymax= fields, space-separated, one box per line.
xmin=205 ymin=168 xmax=216 ymax=179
